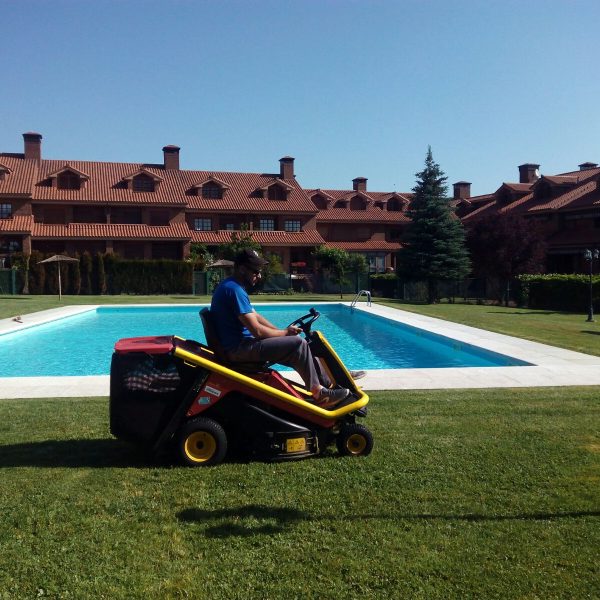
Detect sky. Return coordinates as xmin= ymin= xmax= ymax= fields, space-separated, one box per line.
xmin=2 ymin=0 xmax=600 ymax=197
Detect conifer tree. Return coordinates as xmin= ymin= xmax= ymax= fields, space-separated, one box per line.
xmin=398 ymin=147 xmax=470 ymax=303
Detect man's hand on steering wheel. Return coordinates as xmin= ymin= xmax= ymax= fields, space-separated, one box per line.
xmin=286 ymin=325 xmax=302 ymax=336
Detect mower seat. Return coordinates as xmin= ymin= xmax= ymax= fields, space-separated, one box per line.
xmin=199 ymin=308 xmax=269 ymax=373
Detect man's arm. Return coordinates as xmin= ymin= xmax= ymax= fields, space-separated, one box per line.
xmin=239 ymin=311 xmax=300 ymax=339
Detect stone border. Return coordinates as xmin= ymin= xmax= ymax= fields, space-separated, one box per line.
xmin=1 ymin=302 xmax=600 ymax=399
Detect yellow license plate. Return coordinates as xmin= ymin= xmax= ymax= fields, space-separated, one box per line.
xmin=285 ymin=437 xmax=306 ymax=453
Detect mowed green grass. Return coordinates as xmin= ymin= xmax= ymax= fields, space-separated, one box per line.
xmin=378 ymin=299 xmax=600 ymax=357
xmin=1 ymin=389 xmax=598 ymax=599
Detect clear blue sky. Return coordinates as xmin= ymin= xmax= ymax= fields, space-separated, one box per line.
xmin=2 ymin=0 xmax=599 ymax=196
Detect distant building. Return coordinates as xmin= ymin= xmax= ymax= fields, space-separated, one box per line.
xmin=0 ymin=133 xmax=409 ymax=273
xmin=2 ymin=132 xmax=598 ymax=275
xmin=458 ymin=162 xmax=600 ymax=273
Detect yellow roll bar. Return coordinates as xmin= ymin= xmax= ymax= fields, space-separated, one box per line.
xmin=173 ymin=344 xmax=369 ymax=420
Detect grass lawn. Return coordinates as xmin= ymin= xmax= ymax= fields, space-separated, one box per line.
xmin=1 ymin=389 xmax=598 ymax=598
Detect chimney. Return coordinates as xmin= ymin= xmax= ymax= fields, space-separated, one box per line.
xmin=23 ymin=132 xmax=42 ymax=161
xmin=579 ymin=162 xmax=598 ymax=171
xmin=352 ymin=177 xmax=367 ymax=192
xmin=163 ymin=145 xmax=180 ymax=170
xmin=279 ymin=156 xmax=295 ymax=179
xmin=453 ymin=181 xmax=471 ymax=200
xmin=518 ymin=163 xmax=540 ymax=184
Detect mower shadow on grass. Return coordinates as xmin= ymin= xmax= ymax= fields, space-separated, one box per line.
xmin=177 ymin=504 xmax=600 ymax=539
xmin=177 ymin=504 xmax=309 ymax=538
xmin=0 ymin=438 xmax=148 ymax=468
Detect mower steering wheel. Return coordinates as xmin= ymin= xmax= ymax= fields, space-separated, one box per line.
xmin=288 ymin=308 xmax=320 ymax=335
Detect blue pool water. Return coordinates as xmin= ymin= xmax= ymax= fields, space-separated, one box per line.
xmin=0 ymin=304 xmax=529 ymax=377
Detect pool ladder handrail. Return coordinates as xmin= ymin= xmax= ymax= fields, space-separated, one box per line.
xmin=351 ymin=289 xmax=372 ymax=311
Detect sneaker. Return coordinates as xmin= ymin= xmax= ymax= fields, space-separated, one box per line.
xmin=315 ymin=386 xmax=350 ymax=408
xmin=349 ymin=370 xmax=366 ymax=380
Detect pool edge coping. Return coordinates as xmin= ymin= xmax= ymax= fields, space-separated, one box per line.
xmin=1 ymin=302 xmax=600 ymax=398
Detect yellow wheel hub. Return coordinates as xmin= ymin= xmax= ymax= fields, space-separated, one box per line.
xmin=345 ymin=433 xmax=367 ymax=455
xmin=184 ymin=431 xmax=217 ymax=463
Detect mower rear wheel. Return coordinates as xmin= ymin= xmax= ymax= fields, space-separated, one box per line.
xmin=336 ymin=424 xmax=373 ymax=457
xmin=178 ymin=418 xmax=227 ymax=467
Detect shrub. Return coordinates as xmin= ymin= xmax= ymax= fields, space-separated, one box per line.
xmin=517 ymin=274 xmax=599 ymax=311
xmin=369 ymin=273 xmax=399 ymax=298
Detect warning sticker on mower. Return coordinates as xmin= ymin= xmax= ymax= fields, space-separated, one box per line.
xmin=204 ymin=385 xmax=222 ymax=398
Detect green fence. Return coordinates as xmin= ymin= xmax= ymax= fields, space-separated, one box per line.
xmin=0 ymin=269 xmax=16 ymax=294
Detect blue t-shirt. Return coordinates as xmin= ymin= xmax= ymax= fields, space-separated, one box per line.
xmin=210 ymin=276 xmax=254 ymax=351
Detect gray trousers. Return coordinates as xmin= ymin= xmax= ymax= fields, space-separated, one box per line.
xmin=225 ymin=335 xmax=331 ymax=392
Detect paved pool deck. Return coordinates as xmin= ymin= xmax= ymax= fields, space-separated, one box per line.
xmin=1 ymin=302 xmax=600 ymax=399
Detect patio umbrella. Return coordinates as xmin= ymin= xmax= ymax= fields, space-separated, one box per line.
xmin=207 ymin=259 xmax=234 ymax=268
xmin=37 ymin=254 xmax=79 ymax=300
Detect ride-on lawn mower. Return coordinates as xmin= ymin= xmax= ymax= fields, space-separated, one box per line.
xmin=109 ymin=308 xmax=372 ymax=466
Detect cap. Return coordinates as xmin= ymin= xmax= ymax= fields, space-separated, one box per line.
xmin=234 ymin=248 xmax=268 ymax=270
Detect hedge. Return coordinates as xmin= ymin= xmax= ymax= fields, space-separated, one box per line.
xmin=9 ymin=253 xmax=194 ymax=295
xmin=517 ymin=274 xmax=599 ymax=311
xmin=369 ymin=273 xmax=399 ymax=298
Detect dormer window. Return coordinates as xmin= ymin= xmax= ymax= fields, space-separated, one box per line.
xmin=46 ymin=164 xmax=90 ymax=190
xmin=57 ymin=170 xmax=81 ymax=190
xmin=387 ymin=198 xmax=401 ymax=211
xmin=191 ymin=176 xmax=229 ymax=199
xmin=202 ymin=183 xmax=223 ymax=199
xmin=268 ymin=184 xmax=287 ymax=201
xmin=350 ymin=195 xmax=368 ymax=210
xmin=133 ymin=174 xmax=155 ymax=192
xmin=312 ymin=194 xmax=328 ymax=210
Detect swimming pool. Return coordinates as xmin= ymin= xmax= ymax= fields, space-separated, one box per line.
xmin=0 ymin=304 xmax=529 ymax=377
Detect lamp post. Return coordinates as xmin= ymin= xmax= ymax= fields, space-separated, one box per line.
xmin=584 ymin=248 xmax=599 ymax=322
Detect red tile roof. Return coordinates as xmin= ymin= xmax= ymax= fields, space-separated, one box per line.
xmin=530 ymin=180 xmax=598 ymax=212
xmin=307 ymin=189 xmax=413 ymax=223
xmin=0 ymin=156 xmax=40 ymax=195
xmin=184 ymin=171 xmax=315 ymax=213
xmin=32 ymin=222 xmax=192 ymax=240
xmin=0 ymin=155 xmax=318 ymax=213
xmin=191 ymin=229 xmax=325 ymax=247
xmin=0 ymin=215 xmax=34 ymax=233
xmin=326 ymin=240 xmax=402 ymax=251
xmin=314 ymin=207 xmax=411 ymax=223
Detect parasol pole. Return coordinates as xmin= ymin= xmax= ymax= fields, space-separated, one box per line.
xmin=58 ymin=263 xmax=62 ymax=301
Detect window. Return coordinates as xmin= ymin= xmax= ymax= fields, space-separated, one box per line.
xmin=194 ymin=218 xmax=212 ymax=231
xmin=268 ymin=185 xmax=286 ymax=201
xmin=202 ymin=183 xmax=223 ymax=199
xmin=0 ymin=204 xmax=12 ymax=219
xmin=132 ymin=174 xmax=155 ymax=192
xmin=57 ymin=171 xmax=81 ymax=190
xmin=150 ymin=210 xmax=170 ymax=226
xmin=112 ymin=208 xmax=142 ymax=224
xmin=225 ymin=223 xmax=235 ymax=231
xmin=259 ymin=218 xmax=275 ymax=231
xmin=387 ymin=198 xmax=401 ymax=211
xmin=312 ymin=195 xmax=328 ymax=210
xmin=284 ymin=220 xmax=301 ymax=232
xmin=350 ymin=196 xmax=367 ymax=210
xmin=73 ymin=206 xmax=105 ymax=223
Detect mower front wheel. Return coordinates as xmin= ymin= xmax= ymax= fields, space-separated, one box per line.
xmin=178 ymin=417 xmax=227 ymax=467
xmin=336 ymin=423 xmax=373 ymax=457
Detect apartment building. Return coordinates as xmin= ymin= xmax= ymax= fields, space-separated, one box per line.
xmin=0 ymin=133 xmax=409 ymax=272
